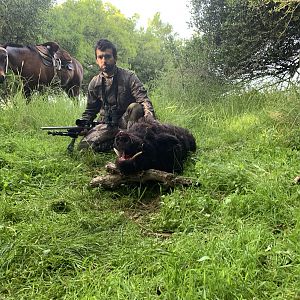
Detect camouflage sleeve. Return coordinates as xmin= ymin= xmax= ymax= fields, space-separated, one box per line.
xmin=129 ymin=73 xmax=155 ymax=118
xmin=81 ymin=79 xmax=102 ymax=121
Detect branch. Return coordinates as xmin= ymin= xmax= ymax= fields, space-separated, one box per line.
xmin=90 ymin=162 xmax=197 ymax=189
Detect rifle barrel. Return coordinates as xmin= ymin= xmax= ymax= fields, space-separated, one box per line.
xmin=41 ymin=126 xmax=80 ymax=130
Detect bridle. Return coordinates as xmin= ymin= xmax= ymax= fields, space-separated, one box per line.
xmin=0 ymin=47 xmax=8 ymax=74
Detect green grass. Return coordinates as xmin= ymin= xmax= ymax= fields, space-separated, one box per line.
xmin=1 ymin=86 xmax=300 ymax=299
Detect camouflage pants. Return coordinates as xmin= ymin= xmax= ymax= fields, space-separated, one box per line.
xmin=78 ymin=103 xmax=144 ymax=152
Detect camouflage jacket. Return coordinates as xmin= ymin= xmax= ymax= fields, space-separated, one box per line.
xmin=81 ymin=67 xmax=155 ymax=122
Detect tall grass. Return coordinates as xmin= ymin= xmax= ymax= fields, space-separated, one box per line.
xmin=1 ymin=82 xmax=300 ymax=299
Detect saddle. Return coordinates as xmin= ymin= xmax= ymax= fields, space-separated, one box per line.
xmin=35 ymin=45 xmax=53 ymax=67
xmin=35 ymin=43 xmax=74 ymax=70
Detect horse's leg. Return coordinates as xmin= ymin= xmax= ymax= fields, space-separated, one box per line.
xmin=0 ymin=80 xmax=9 ymax=106
xmin=70 ymin=86 xmax=79 ymax=97
xmin=23 ymin=84 xmax=32 ymax=103
xmin=66 ymin=85 xmax=80 ymax=103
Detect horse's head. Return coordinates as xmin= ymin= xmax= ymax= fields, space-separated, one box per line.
xmin=0 ymin=46 xmax=8 ymax=83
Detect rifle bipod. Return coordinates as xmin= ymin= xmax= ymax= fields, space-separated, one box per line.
xmin=67 ymin=137 xmax=77 ymax=153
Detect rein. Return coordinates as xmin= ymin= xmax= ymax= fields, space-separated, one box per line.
xmin=0 ymin=47 xmax=8 ymax=73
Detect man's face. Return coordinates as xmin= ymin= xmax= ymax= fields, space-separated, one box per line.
xmin=95 ymin=48 xmax=116 ymax=74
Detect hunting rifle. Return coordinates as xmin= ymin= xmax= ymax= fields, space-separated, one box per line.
xmin=41 ymin=119 xmax=99 ymax=152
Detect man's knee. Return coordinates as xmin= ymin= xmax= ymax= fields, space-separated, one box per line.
xmin=77 ymin=124 xmax=119 ymax=152
xmin=78 ymin=136 xmax=115 ymax=152
xmin=126 ymin=103 xmax=144 ymax=122
xmin=120 ymin=103 xmax=144 ymax=129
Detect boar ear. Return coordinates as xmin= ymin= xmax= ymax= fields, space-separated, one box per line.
xmin=144 ymin=127 xmax=155 ymax=140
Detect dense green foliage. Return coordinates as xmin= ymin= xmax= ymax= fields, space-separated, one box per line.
xmin=128 ymin=13 xmax=174 ymax=83
xmin=190 ymin=0 xmax=300 ymax=82
xmin=0 ymin=0 xmax=54 ymax=43
xmin=1 ymin=83 xmax=300 ymax=298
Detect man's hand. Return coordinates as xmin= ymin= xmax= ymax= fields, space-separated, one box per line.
xmin=75 ymin=119 xmax=92 ymax=136
xmin=144 ymin=112 xmax=155 ymax=122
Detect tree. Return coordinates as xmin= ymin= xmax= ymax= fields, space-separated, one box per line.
xmin=190 ymin=0 xmax=300 ymax=82
xmin=0 ymin=0 xmax=54 ymax=44
xmin=129 ymin=13 xmax=175 ymax=83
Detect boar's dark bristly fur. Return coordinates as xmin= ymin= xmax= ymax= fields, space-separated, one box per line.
xmin=113 ymin=120 xmax=196 ymax=175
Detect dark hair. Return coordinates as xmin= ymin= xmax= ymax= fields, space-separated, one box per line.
xmin=95 ymin=39 xmax=117 ymax=59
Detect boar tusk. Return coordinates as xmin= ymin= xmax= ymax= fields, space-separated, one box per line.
xmin=131 ymin=151 xmax=143 ymax=159
xmin=114 ymin=148 xmax=121 ymax=157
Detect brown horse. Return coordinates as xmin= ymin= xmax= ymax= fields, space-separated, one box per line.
xmin=0 ymin=46 xmax=8 ymax=84
xmin=0 ymin=42 xmax=83 ymax=98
